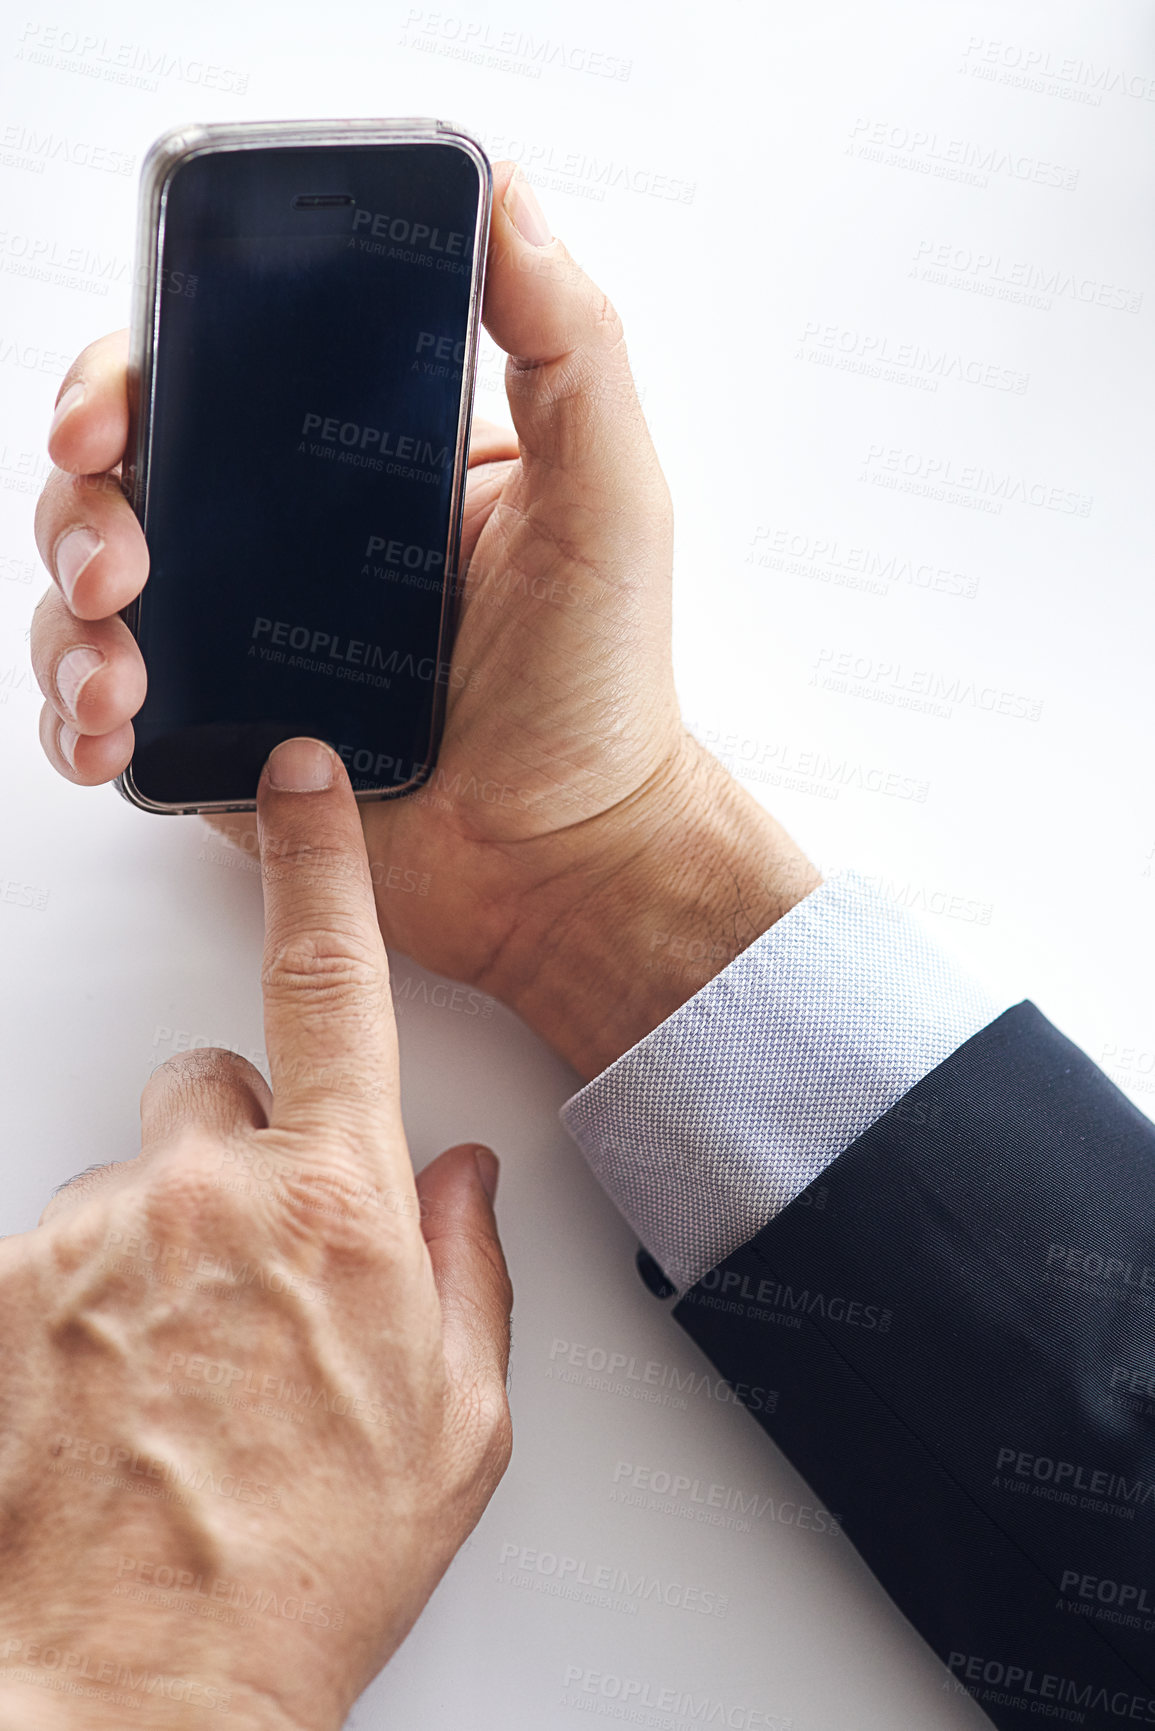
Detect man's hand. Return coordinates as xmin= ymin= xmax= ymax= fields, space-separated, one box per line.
xmin=30 ymin=162 xmax=818 ymax=1078
xmin=0 ymin=738 xmax=513 ymax=1731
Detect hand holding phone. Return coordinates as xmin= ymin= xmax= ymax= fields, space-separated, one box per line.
xmin=34 ymin=154 xmax=814 ymax=1075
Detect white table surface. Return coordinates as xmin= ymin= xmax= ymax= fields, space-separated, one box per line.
xmin=2 ymin=2 xmax=1153 ymax=1726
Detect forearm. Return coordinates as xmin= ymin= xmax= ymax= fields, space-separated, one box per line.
xmin=494 ymin=734 xmax=821 ymax=1079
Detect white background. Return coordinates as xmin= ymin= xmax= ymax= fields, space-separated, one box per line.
xmin=1 ymin=3 xmax=1153 ymax=1727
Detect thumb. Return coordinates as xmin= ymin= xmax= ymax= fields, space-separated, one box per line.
xmin=416 ymin=1144 xmax=513 ymax=1396
xmin=482 ymin=160 xmax=664 ymax=503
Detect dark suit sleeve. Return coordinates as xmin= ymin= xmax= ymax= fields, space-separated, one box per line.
xmin=669 ymin=1002 xmax=1155 ymax=1731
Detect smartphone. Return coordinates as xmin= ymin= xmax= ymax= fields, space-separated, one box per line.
xmin=116 ymin=119 xmax=491 ymax=814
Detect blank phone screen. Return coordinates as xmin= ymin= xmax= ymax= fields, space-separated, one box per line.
xmin=128 ymin=140 xmax=483 ymax=808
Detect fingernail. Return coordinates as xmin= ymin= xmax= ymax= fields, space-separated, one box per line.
xmin=474 ymin=1145 xmax=500 ymax=1203
xmin=55 ymin=645 xmax=104 ymax=719
xmin=54 ymin=527 xmax=104 ymax=606
xmin=49 ymin=381 xmax=85 ymax=440
xmin=504 ymin=169 xmax=552 ymax=247
xmin=267 ymin=736 xmax=334 ymax=791
xmin=58 ymin=723 xmax=79 ymax=770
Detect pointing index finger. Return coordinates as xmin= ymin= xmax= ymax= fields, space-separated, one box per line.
xmin=257 ymin=737 xmax=407 ymax=1177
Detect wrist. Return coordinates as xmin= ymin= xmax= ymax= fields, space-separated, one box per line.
xmin=0 ymin=1666 xmax=316 ymax=1731
xmin=491 ymin=732 xmax=820 ymax=1078
xmin=0 ymin=1640 xmax=320 ymax=1724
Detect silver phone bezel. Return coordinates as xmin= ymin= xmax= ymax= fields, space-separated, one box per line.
xmin=115 ymin=118 xmax=492 ymax=816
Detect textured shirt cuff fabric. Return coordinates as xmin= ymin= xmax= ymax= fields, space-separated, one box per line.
xmin=559 ymin=870 xmax=1013 ymax=1292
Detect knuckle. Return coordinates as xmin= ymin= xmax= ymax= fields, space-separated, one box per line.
xmin=255 ymin=1138 xmax=417 ymax=1267
xmin=40 ymin=1193 xmax=124 ymax=1281
xmin=37 ymin=698 xmax=55 ymax=754
xmin=472 ymin=1231 xmax=514 ymax=1324
xmin=592 ymin=288 xmax=625 ymax=350
xmin=97 ymin=1149 xmax=303 ymax=1306
xmin=263 ymin=925 xmax=387 ymax=1004
xmin=262 ymin=837 xmax=370 ymax=890
xmin=139 ymin=1137 xmax=243 ymax=1239
xmin=490 ymin=1403 xmax=514 ymax=1472
xmin=149 ymin=1045 xmax=263 ymax=1098
xmin=39 ymin=700 xmax=72 ymax=773
xmin=461 ymin=1377 xmax=513 ymax=1478
xmin=33 ymin=469 xmax=68 ymax=543
xmin=59 ymin=469 xmax=111 ymax=510
xmin=30 ymin=588 xmax=58 ymax=642
xmin=29 ymin=643 xmax=53 ymax=698
xmin=59 ymin=348 xmax=90 ymax=392
xmin=38 ymin=1158 xmax=129 ymax=1228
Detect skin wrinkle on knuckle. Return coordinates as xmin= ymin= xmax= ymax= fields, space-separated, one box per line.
xmin=271 ymin=1051 xmax=393 ymax=1116
xmin=139 ymin=1143 xmax=260 ymax=1246
xmin=263 ymin=1084 xmax=399 ymax=1161
xmin=262 ymin=927 xmax=389 ymax=1002
xmin=505 ymin=272 xmax=627 ymax=381
xmin=487 ymin=1403 xmax=514 ymax=1478
xmin=35 ymin=463 xmax=70 ymax=511
xmin=150 ymin=1045 xmax=254 ymax=1089
xmin=127 ymin=1186 xmax=306 ymax=1312
xmin=270 ymin=1158 xmax=404 ymax=1243
xmin=144 ymin=1064 xmax=259 ymax=1137
xmin=438 ymin=1272 xmax=513 ymax=1384
xmin=63 ymin=468 xmax=120 ymax=506
xmin=32 ymin=486 xmax=64 ymax=559
xmin=507 ymin=378 xmax=646 ymax=480
xmin=504 ymin=342 xmax=577 ymax=382
xmin=43 ymin=1195 xmax=125 ymax=1281
xmin=51 ymin=654 xmax=90 ymax=722
xmin=452 ymin=1375 xmax=513 ymax=1478
xmin=260 ymin=836 xmax=372 ymax=887
xmin=214 ymin=1126 xmax=409 ymax=1279
xmin=437 ymin=1220 xmax=512 ymax=1314
xmin=592 ymin=289 xmax=626 ymax=350
xmin=446 ymin=1245 xmax=513 ymax=1329
xmin=28 ymin=643 xmax=56 ymax=702
xmin=506 ymin=349 xmax=599 ymax=415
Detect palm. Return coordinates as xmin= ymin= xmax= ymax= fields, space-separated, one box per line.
xmin=357 ymin=417 xmax=679 ymax=984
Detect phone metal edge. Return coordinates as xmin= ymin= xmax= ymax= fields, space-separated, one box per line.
xmin=115 ymin=119 xmax=492 ymax=817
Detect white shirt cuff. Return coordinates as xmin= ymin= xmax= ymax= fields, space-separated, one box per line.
xmin=560 ymin=870 xmax=1013 ymax=1291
